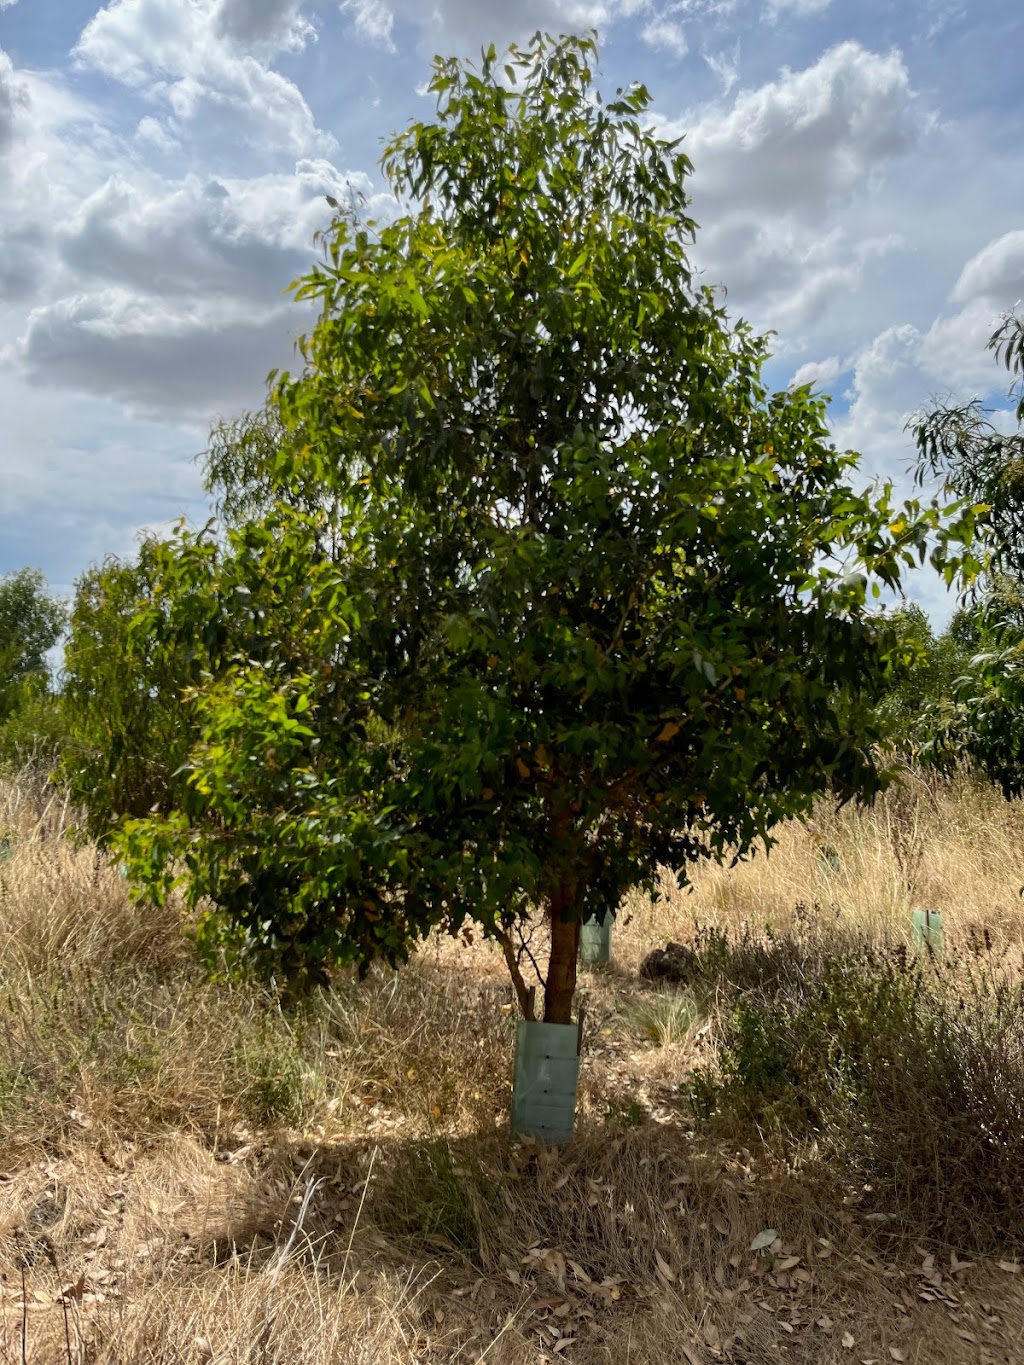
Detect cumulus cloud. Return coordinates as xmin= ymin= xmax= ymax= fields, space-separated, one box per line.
xmin=0 ymin=52 xmax=108 ymax=303
xmin=74 ymin=0 xmax=330 ymax=157
xmin=212 ymin=0 xmax=316 ymax=50
xmin=951 ymin=230 xmax=1024 ymax=307
xmin=647 ymin=42 xmax=928 ymax=343
xmin=789 ymin=355 xmax=841 ymax=390
xmin=15 ymin=288 xmax=301 ymax=420
xmin=12 ymin=160 xmax=392 ymax=419
xmin=340 ymin=0 xmax=620 ymax=55
xmin=0 ymin=49 xmax=28 ymax=154
xmin=682 ymin=42 xmax=922 ymax=217
xmin=59 ymin=162 xmax=362 ymax=304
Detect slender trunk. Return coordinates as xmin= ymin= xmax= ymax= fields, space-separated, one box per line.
xmin=544 ymin=890 xmax=580 ymax=1024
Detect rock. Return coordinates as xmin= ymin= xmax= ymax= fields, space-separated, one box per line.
xmin=639 ymin=941 xmax=696 ymax=984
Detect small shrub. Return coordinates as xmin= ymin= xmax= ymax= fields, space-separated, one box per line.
xmin=688 ymin=928 xmax=1024 ymax=1251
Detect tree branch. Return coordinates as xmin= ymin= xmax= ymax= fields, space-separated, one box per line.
xmin=493 ymin=924 xmax=536 ymax=1020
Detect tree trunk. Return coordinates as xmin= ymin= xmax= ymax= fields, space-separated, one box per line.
xmin=544 ymin=893 xmax=580 ymax=1024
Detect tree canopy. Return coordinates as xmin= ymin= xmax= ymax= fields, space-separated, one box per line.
xmin=114 ymin=34 xmax=981 ymax=1018
xmin=910 ymin=312 xmax=1024 ymax=796
xmin=0 ymin=568 xmax=66 ymax=721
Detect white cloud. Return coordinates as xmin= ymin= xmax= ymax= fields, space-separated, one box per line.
xmin=0 ymin=49 xmax=29 ymax=155
xmin=212 ymin=0 xmax=317 ymax=51
xmin=58 ymin=163 xmax=358 ymax=302
xmin=10 ymin=160 xmax=391 ymax=419
xmin=15 ymin=288 xmax=299 ymax=420
xmin=789 ymin=355 xmax=841 ymax=390
xmin=646 ymin=43 xmax=928 ymax=345
xmin=74 ymin=0 xmax=331 ymax=157
xmin=134 ymin=114 xmax=180 ymax=153
xmin=642 ymin=15 xmax=688 ymax=56
xmin=340 ymin=0 xmax=621 ymax=54
xmin=340 ymin=0 xmax=396 ymax=48
xmin=951 ymin=230 xmax=1024 ymax=307
xmin=766 ymin=0 xmax=831 ymax=16
xmin=702 ymin=42 xmax=740 ymax=95
xmin=682 ymin=42 xmax=923 ymax=217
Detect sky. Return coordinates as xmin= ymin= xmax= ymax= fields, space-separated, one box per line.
xmin=1 ymin=0 xmax=1022 ymax=626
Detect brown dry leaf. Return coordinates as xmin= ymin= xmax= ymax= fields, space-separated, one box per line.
xmin=59 ymin=1274 xmax=86 ymax=1303
xmin=842 ymin=1332 xmax=856 ymax=1349
xmin=552 ymin=1340 xmax=576 ymax=1354
xmin=889 ymin=1350 xmax=906 ymax=1361
xmin=654 ymin=1249 xmax=676 ymax=1284
xmin=997 ymin=1261 xmax=1021 ymax=1274
xmin=712 ymin=1215 xmax=730 ymax=1236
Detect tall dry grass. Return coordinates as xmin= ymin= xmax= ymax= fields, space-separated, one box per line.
xmin=1 ymin=761 xmax=1023 ymax=1363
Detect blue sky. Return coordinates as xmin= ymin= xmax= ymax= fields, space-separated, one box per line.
xmin=1 ymin=0 xmax=1022 ymax=624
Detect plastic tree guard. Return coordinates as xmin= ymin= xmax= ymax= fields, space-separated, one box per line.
xmin=912 ymin=908 xmax=943 ymax=956
xmin=511 ymin=1020 xmax=581 ymax=1144
xmin=579 ymin=911 xmax=614 ymax=967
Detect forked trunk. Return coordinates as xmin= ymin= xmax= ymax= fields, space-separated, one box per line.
xmin=544 ymin=895 xmax=580 ymax=1024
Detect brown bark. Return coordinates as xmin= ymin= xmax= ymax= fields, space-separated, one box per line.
xmin=494 ymin=925 xmax=536 ymax=1021
xmin=544 ymin=889 xmax=580 ymax=1024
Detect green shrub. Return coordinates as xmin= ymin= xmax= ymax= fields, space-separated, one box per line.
xmin=689 ymin=930 xmax=1024 ymax=1251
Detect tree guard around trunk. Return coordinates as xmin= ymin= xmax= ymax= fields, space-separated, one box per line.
xmin=912 ymin=907 xmax=944 ymax=956
xmin=511 ymin=1019 xmax=581 ymax=1144
xmin=579 ymin=911 xmax=613 ymax=967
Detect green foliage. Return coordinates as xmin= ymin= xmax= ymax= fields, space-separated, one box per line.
xmin=871 ymin=602 xmax=971 ymax=750
xmin=910 ymin=313 xmax=1024 ymax=794
xmin=0 ymin=568 xmax=66 ymax=700
xmin=912 ymin=310 xmax=1024 ymax=582
xmin=60 ymin=545 xmax=206 ymax=839
xmin=0 ymin=677 xmax=70 ymax=770
xmin=0 ymin=569 xmax=66 ymax=762
xmin=117 ymin=35 xmax=982 ymax=1017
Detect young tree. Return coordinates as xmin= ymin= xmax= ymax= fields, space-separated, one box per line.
xmin=0 ymin=568 xmax=66 ymax=714
xmin=61 ymin=545 xmax=210 ymax=838
xmin=910 ymin=312 xmax=1024 ymax=795
xmin=0 ymin=568 xmax=67 ymax=767
xmin=120 ymin=35 xmax=980 ymax=1025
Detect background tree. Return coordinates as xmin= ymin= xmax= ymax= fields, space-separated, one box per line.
xmin=0 ymin=568 xmax=67 ymax=767
xmin=910 ymin=312 xmax=1024 ymax=795
xmin=119 ymin=34 xmax=981 ymax=1024
xmin=0 ymin=568 xmax=66 ymax=713
xmin=61 ymin=543 xmax=210 ymax=839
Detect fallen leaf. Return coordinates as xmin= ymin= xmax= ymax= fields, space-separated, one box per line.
xmin=750 ymin=1229 xmax=779 ymax=1252
xmin=889 ymin=1350 xmax=906 ymax=1361
xmin=654 ymin=1249 xmax=676 ymax=1284
xmin=997 ymin=1261 xmax=1021 ymax=1274
xmin=842 ymin=1332 xmax=856 ymax=1349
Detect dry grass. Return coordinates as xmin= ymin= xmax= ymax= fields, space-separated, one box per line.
xmin=1 ymin=762 xmax=1024 ymax=1362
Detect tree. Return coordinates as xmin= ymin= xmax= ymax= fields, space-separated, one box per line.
xmin=0 ymin=568 xmax=66 ymax=718
xmin=61 ymin=544 xmax=207 ymax=839
xmin=910 ymin=312 xmax=1024 ymax=795
xmin=912 ymin=310 xmax=1024 ymax=580
xmin=0 ymin=570 xmax=67 ymax=770
xmin=119 ymin=34 xmax=981 ymax=1023
xmin=870 ymin=602 xmax=971 ymax=750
